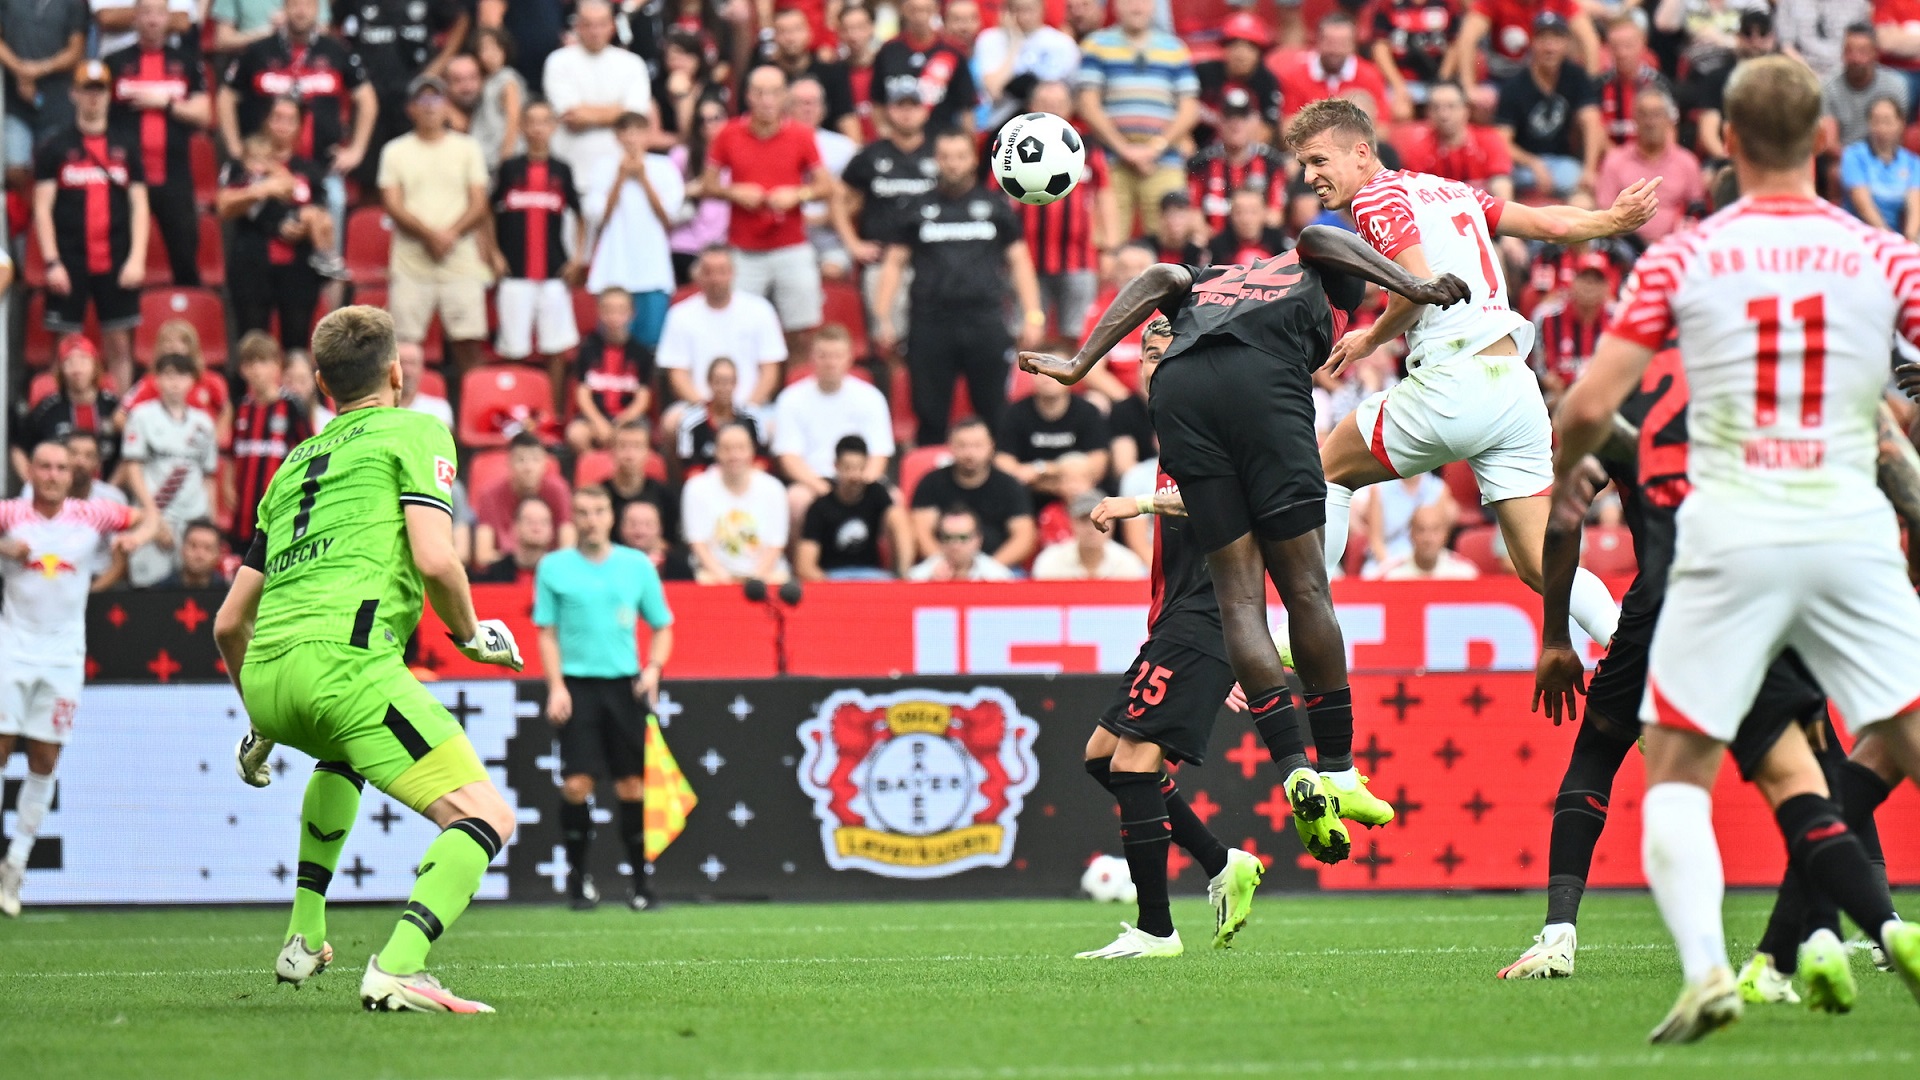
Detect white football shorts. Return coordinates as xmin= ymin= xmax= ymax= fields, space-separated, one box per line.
xmin=0 ymin=662 xmax=84 ymax=745
xmin=1351 ymin=351 xmax=1551 ymax=504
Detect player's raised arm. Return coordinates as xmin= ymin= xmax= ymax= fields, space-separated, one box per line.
xmin=1018 ymin=262 xmax=1195 ymax=384
xmin=1494 ymin=177 xmax=1663 ymax=243
xmin=1295 ymin=224 xmax=1472 ymax=308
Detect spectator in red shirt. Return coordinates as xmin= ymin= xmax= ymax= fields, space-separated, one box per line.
xmin=472 ymin=495 xmax=554 ymax=585
xmin=702 ymin=64 xmax=834 ymax=361
xmin=1275 ymin=14 xmax=1403 ymax=122
xmin=116 ymin=317 xmax=232 ymax=445
xmin=1878 ymin=0 xmax=1920 ymax=109
xmin=1393 ymin=79 xmax=1514 ymax=198
xmin=1371 ymin=1 xmax=1463 ymax=111
xmin=1594 ymin=14 xmax=1672 ymax=147
xmin=1594 ymin=85 xmax=1703 ymax=246
xmin=473 ymin=430 xmax=576 ymax=566
xmin=1443 ymin=0 xmax=1597 ymax=88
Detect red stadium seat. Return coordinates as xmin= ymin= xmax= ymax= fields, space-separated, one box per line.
xmin=1453 ymin=524 xmax=1510 ymax=576
xmin=821 ymin=279 xmax=867 ymax=356
xmin=458 ymin=364 xmax=554 ymax=449
xmin=190 ymin=134 xmax=218 ymax=208
xmin=22 ymin=228 xmax=46 ymax=290
xmin=465 ymin=448 xmax=509 ymax=495
xmin=344 ymin=208 xmax=392 ymax=283
xmin=571 ymin=287 xmax=599 ymax=335
xmin=575 ymin=450 xmax=615 ymax=487
xmin=418 ymin=367 xmax=447 ymax=399
xmin=27 ymin=371 xmax=57 ymax=406
xmin=137 ymin=287 xmax=229 ymax=368
xmin=197 ymin=214 xmax=226 ymax=288
xmin=898 ymin=445 xmax=953 ymax=502
xmin=1581 ymin=524 xmax=1637 ymax=579
xmin=144 ymin=220 xmax=173 ymax=285
xmin=1440 ymin=460 xmax=1486 ymax=523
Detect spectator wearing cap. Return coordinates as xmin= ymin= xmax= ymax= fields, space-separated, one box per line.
xmin=1530 ymin=254 xmax=1615 ymax=408
xmin=544 ymin=0 xmax=655 ymax=234
xmin=1075 ymin=0 xmax=1198 ymax=236
xmin=1674 ymin=8 xmax=1775 ymax=164
xmin=474 ymin=431 xmax=576 ymax=567
xmin=1188 ymin=86 xmax=1290 ymax=235
xmin=746 ymin=8 xmax=859 ymax=140
xmin=1018 ymin=80 xmax=1116 ymax=340
xmin=836 ymin=84 xmax=936 ymax=351
xmin=1594 ymin=85 xmax=1701 ymax=246
xmin=10 ymin=335 xmax=116 ymax=483
xmin=1822 ymin=22 xmax=1912 ymax=151
xmin=1594 ymin=14 xmax=1673 ymax=147
xmin=1842 ymin=95 xmax=1920 ymax=240
xmin=1031 ymin=491 xmax=1148 ymax=580
xmin=1370 ymin=0 xmax=1462 ymax=111
xmin=796 ymin=434 xmax=912 ymax=582
xmin=1195 ymin=12 xmax=1282 ymax=146
xmin=585 ymin=110 xmax=686 ymax=347
xmin=1275 ymin=13 xmax=1404 ymax=123
xmin=1775 ymin=0 xmax=1872 ymax=82
xmin=973 ymin=0 xmax=1082 ymax=131
xmin=704 ymin=65 xmax=835 ymax=360
xmin=1444 ymin=0 xmax=1597 ymax=88
xmin=1393 ymin=80 xmax=1513 ymax=198
xmin=380 ymin=74 xmax=493 ymax=372
xmin=1494 ymin=12 xmax=1604 ymax=197
xmin=36 ymin=59 xmax=148 ymax=393
xmin=872 ymin=0 xmax=979 ymax=137
xmin=0 ymin=0 xmax=88 ymax=187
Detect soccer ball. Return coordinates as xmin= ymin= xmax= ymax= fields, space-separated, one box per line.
xmin=991 ymin=112 xmax=1086 ymax=206
xmin=1080 ymin=854 xmax=1137 ymax=904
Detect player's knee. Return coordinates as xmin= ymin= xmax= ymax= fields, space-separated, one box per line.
xmin=1084 ymin=727 xmax=1117 ymax=760
xmin=612 ymin=776 xmax=645 ymax=802
xmin=1640 ymin=726 xmax=1725 ymax=788
xmin=23 ymin=741 xmax=61 ymax=775
xmin=561 ymin=774 xmax=595 ymax=803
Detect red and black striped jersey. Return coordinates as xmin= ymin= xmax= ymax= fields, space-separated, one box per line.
xmin=1598 ymin=62 xmax=1672 ymax=145
xmin=223 ymin=32 xmax=367 ymax=161
xmin=229 ymin=391 xmax=313 ymax=547
xmin=1017 ymin=145 xmax=1110 ymax=278
xmin=36 ymin=128 xmax=145 ymax=276
xmin=492 ymin=154 xmax=581 ymax=281
xmin=104 ymin=43 xmax=203 ymax=188
xmin=1530 ymin=297 xmax=1609 ymax=386
xmin=1187 ymin=142 xmax=1290 ymax=234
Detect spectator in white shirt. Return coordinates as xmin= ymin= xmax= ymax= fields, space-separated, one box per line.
xmin=542 ymin=0 xmax=654 ymax=233
xmin=681 ymin=422 xmax=790 ymax=584
xmin=656 ymin=245 xmax=786 ymax=428
xmin=120 ymin=353 xmax=218 ymax=587
xmin=773 ymin=325 xmax=894 ymax=524
xmin=92 ymin=0 xmax=193 ymax=58
xmin=397 ymin=342 xmax=453 ymax=429
xmin=1374 ymin=504 xmax=1480 ymax=581
xmin=908 ymin=505 xmax=1016 ymax=581
xmin=972 ymin=0 xmax=1082 ymax=129
xmin=1031 ymin=491 xmax=1149 ymax=580
xmin=790 ymin=75 xmax=857 ymax=277
xmin=585 ymin=110 xmax=686 ymax=347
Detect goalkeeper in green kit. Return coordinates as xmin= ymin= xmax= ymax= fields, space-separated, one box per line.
xmin=214 ymin=307 xmax=526 ymax=1014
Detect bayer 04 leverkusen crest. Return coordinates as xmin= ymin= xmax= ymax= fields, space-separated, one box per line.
xmin=797 ymin=688 xmax=1039 ymax=879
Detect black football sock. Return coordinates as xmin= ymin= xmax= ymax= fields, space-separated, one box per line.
xmin=1249 ymin=687 xmax=1310 ymax=777
xmin=1544 ymin=717 xmax=1636 ymax=927
xmin=1777 ymin=792 xmax=1896 ymax=947
xmin=1305 ymin=686 xmax=1355 ymax=772
xmin=1084 ymin=755 xmax=1115 ymax=791
xmin=1110 ymin=770 xmax=1174 ymax=938
xmin=1757 ymin=863 xmax=1812 ymax=973
xmin=1160 ymin=769 xmax=1229 ymax=878
xmin=559 ymin=798 xmax=594 ymax=892
xmin=1836 ymin=760 xmax=1895 ymax=907
xmin=618 ymin=799 xmax=653 ymax=896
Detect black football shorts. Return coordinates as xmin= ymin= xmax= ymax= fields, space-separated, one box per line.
xmin=557 ymin=676 xmax=649 ymax=780
xmin=1098 ymin=631 xmax=1237 ymax=765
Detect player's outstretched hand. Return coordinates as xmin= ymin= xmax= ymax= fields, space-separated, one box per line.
xmin=1018 ymin=351 xmax=1079 ymax=384
xmin=1404 ymin=273 xmax=1472 ymax=309
xmin=453 ymin=619 xmax=525 ymax=671
xmin=1605 ymin=176 xmax=1663 ymax=236
xmin=1089 ymin=495 xmax=1137 ymax=532
xmin=1325 ymin=327 xmax=1374 ymax=376
xmin=1532 ymin=645 xmax=1587 ymax=726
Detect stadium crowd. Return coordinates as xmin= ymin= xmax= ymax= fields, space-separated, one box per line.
xmin=6 ymin=0 xmax=1920 ymax=590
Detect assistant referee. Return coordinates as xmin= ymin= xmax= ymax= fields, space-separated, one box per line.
xmin=535 ymin=485 xmax=675 ymax=911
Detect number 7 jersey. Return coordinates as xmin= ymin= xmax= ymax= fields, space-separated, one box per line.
xmin=1609 ymin=194 xmax=1920 ymax=547
xmin=245 ymin=407 xmax=460 ymax=662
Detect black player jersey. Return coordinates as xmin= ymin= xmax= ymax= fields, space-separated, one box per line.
xmin=224 ymin=32 xmax=368 ymax=161
xmin=492 ymin=155 xmax=581 ymax=281
xmin=1606 ymin=343 xmax=1687 ymax=640
xmin=220 ymin=156 xmax=327 ymax=268
xmin=1149 ymin=470 xmax=1223 ymax=657
xmin=336 ymin=0 xmax=463 ymax=95
xmin=841 ymin=137 xmax=937 ymax=243
xmin=1158 ymin=251 xmax=1366 ymax=370
xmin=35 ymin=128 xmax=146 ymax=276
xmin=901 ymin=184 xmax=1023 ymax=311
xmin=104 ymin=44 xmax=204 ymax=189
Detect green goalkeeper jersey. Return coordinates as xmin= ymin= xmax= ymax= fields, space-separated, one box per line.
xmin=246 ymin=407 xmax=459 ymax=662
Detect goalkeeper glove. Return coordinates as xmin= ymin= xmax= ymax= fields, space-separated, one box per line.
xmin=452 ymin=619 xmax=525 ymax=671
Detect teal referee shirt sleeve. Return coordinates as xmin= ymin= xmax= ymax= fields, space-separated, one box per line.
xmin=531 ymin=547 xmax=675 ymax=678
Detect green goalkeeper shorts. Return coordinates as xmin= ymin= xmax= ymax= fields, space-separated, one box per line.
xmin=240 ymin=642 xmax=488 ymax=813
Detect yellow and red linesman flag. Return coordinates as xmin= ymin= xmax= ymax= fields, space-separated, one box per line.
xmin=643 ymin=714 xmax=697 ymax=861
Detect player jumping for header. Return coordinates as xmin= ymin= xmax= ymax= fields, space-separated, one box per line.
xmin=1021 ymin=226 xmax=1469 ymax=865
xmin=215 ymin=306 xmax=527 ymax=1014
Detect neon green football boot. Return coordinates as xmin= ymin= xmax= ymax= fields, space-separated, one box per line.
xmin=1882 ymin=919 xmax=1920 ymax=1007
xmin=1285 ymin=767 xmax=1351 ymax=864
xmin=1797 ymin=929 xmax=1856 ymax=1014
xmin=1209 ymin=848 xmax=1264 ymax=948
xmin=1323 ymin=770 xmax=1395 ymax=827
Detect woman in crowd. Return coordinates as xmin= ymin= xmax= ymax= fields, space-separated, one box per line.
xmin=1841 ymin=95 xmax=1920 ymax=242
xmin=472 ymin=27 xmax=526 ymax=170
xmin=669 ymin=95 xmax=732 ymax=283
xmin=115 ymin=319 xmax=233 ymax=448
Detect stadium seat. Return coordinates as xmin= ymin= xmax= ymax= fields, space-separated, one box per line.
xmin=1453 ymin=524 xmax=1509 ymax=575
xmin=144 ymin=220 xmax=173 ymax=285
xmin=22 ymin=228 xmax=47 ymax=291
xmin=466 ymin=445 xmax=563 ymax=497
xmin=573 ymin=449 xmax=667 ymax=486
xmin=898 ymin=445 xmax=953 ymax=502
xmin=458 ymin=364 xmax=554 ymax=449
xmin=137 ymin=287 xmax=229 ymax=368
xmin=821 ymin=280 xmax=867 ymax=357
xmin=1581 ymin=524 xmax=1637 ymax=578
xmin=27 ymin=371 xmax=57 ymax=406
xmin=418 ymin=367 xmax=447 ymax=399
xmin=344 ymin=207 xmax=392 ymax=283
xmin=197 ymin=214 xmax=226 ymax=288
xmin=190 ymin=134 xmax=218 ymax=208
xmin=570 ymin=287 xmax=598 ymax=334
xmin=1440 ymin=461 xmax=1486 ymax=523
xmin=23 ymin=293 xmax=56 ymax=368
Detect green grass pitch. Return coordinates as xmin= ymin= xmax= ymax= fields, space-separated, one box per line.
xmin=2 ymin=891 xmax=1916 ymax=1079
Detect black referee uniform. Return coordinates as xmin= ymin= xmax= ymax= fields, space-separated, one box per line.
xmin=893 ymin=184 xmax=1023 ymax=445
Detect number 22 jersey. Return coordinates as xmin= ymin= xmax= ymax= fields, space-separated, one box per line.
xmin=1157 ymin=248 xmax=1368 ymax=370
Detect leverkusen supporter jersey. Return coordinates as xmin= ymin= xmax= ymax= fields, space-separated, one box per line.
xmin=230 ymin=390 xmax=315 ymax=548
xmin=224 ymin=31 xmax=367 ymax=161
xmin=36 ymin=128 xmax=145 ymax=276
xmin=1187 ymin=141 xmax=1288 ymax=235
xmin=245 ymin=407 xmax=457 ymax=662
xmin=219 ymin=156 xmax=328 ymax=267
xmin=1146 ymin=471 xmax=1223 ymax=659
xmin=492 ymin=154 xmax=581 ymax=281
xmin=1156 ymin=248 xmax=1367 ymax=370
xmin=840 ymin=136 xmax=937 ymax=243
xmin=105 ymin=43 xmax=204 ymax=188
xmin=1019 ymin=144 xmax=1108 ymax=277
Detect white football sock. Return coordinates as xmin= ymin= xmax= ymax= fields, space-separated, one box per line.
xmin=5 ymin=771 xmax=55 ymax=870
xmin=1569 ymin=568 xmax=1620 ymax=648
xmin=1642 ymin=781 xmax=1727 ymax=984
xmin=1322 ymin=767 xmax=1358 ymax=785
xmin=1323 ymin=483 xmax=1355 ymax=577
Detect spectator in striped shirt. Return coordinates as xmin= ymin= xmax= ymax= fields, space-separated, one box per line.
xmin=1530 ymin=256 xmax=1613 ymax=408
xmin=1188 ymin=86 xmax=1291 ymax=234
xmin=1074 ymin=0 xmax=1198 ymax=236
xmin=225 ymin=331 xmax=313 ymax=551
xmin=1021 ymin=80 xmax=1117 ymax=341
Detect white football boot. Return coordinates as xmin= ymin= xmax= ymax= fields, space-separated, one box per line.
xmin=1496 ymin=923 xmax=1576 ymax=979
xmin=361 ymin=955 xmax=495 ymax=1013
xmin=1648 ymin=965 xmax=1742 ymax=1044
xmin=275 ymin=933 xmax=333 ymax=986
xmin=0 ymin=862 xmax=21 ymax=918
xmin=1075 ymin=924 xmax=1183 ymax=959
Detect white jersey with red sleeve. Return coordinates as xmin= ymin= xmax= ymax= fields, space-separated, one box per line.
xmin=1609 ymin=194 xmax=1916 ymax=549
xmin=1348 ymin=168 xmax=1534 ymax=368
xmin=0 ymin=497 xmax=133 ymax=666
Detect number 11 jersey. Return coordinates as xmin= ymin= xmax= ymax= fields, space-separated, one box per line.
xmin=246 ymin=407 xmax=460 ymax=662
